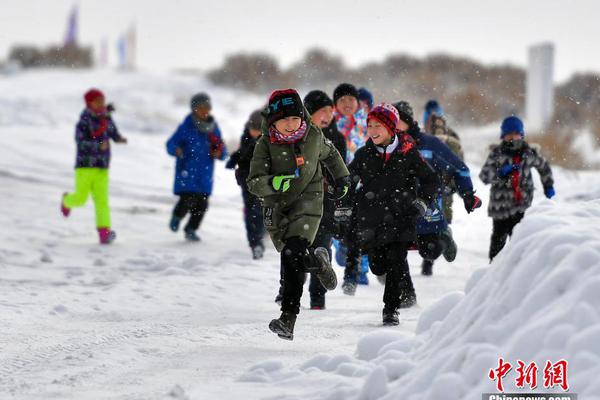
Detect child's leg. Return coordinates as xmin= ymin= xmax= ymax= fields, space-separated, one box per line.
xmin=184 ymin=194 xmax=208 ymax=233
xmin=309 ymin=230 xmax=332 ymax=307
xmin=506 ymin=212 xmax=525 ymax=237
xmin=242 ymin=188 xmax=264 ymax=248
xmin=489 ymin=218 xmax=512 ymax=260
xmin=90 ymin=169 xmax=111 ymax=228
xmin=369 ymin=243 xmax=409 ymax=311
xmin=64 ymin=168 xmax=93 ymax=209
xmin=173 ymin=193 xmax=191 ymax=220
xmin=280 ymin=237 xmax=309 ymax=315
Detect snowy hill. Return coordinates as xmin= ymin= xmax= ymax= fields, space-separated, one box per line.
xmin=0 ymin=69 xmax=598 ymax=400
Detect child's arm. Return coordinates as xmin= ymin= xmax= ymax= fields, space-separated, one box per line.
xmin=246 ymin=137 xmax=277 ymax=197
xmin=530 ymin=148 xmax=554 ymax=193
xmin=319 ymin=133 xmax=350 ymax=181
xmin=479 ymin=150 xmax=498 ymax=185
xmin=166 ymin=124 xmax=185 ymax=158
xmin=107 ymin=117 xmax=126 ymax=143
xmin=407 ymin=146 xmax=440 ymax=204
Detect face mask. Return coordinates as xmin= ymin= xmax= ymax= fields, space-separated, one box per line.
xmin=507 ymin=139 xmax=524 ymax=150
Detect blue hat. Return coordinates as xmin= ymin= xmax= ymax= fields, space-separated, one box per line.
xmin=500 ymin=116 xmax=525 ymax=138
xmin=423 ymin=99 xmax=443 ymax=124
xmin=357 ymin=87 xmax=374 ymax=108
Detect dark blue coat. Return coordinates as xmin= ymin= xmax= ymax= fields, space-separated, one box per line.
xmin=413 ymin=129 xmax=473 ymax=234
xmin=166 ymin=114 xmax=227 ymax=195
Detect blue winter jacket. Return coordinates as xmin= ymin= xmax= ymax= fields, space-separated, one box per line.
xmin=166 ymin=114 xmax=227 ymax=195
xmin=413 ymin=129 xmax=473 ymax=234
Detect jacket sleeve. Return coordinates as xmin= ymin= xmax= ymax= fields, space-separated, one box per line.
xmin=166 ymin=123 xmax=185 ymax=157
xmin=213 ymin=123 xmax=228 ymax=160
xmin=107 ymin=118 xmax=124 ymax=142
xmin=479 ymin=150 xmax=498 ymax=185
xmin=530 ymin=148 xmax=554 ymax=189
xmin=75 ymin=116 xmax=102 ymax=153
xmin=319 ymin=132 xmax=350 ymax=180
xmin=246 ymin=136 xmax=277 ymax=198
xmin=408 ymin=147 xmax=440 ymax=204
xmin=225 ymin=150 xmax=241 ymax=169
xmin=430 ymin=137 xmax=474 ymax=196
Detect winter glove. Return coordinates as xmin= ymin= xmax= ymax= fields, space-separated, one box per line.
xmin=327 ymin=176 xmax=351 ymax=200
xmin=106 ymin=103 xmax=116 ymax=113
xmin=544 ymin=186 xmax=555 ymax=199
xmin=271 ymin=174 xmax=296 ymax=193
xmin=334 ymin=207 xmax=353 ymax=223
xmin=462 ymin=192 xmax=482 ymax=213
xmin=498 ymin=163 xmax=520 ymax=177
xmin=411 ymin=198 xmax=428 ymax=217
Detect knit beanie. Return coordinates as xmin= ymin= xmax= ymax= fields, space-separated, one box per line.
xmin=500 ymin=116 xmax=525 ymax=138
xmin=368 ymin=103 xmax=400 ymax=136
xmin=84 ymin=88 xmax=104 ymax=105
xmin=190 ymin=92 xmax=211 ymax=110
xmin=358 ymin=87 xmax=374 ymax=108
xmin=303 ymin=90 xmax=333 ymax=115
xmin=245 ymin=109 xmax=263 ymax=131
xmin=265 ymin=89 xmax=304 ymax=127
xmin=333 ymin=83 xmax=359 ymax=105
xmin=392 ymin=101 xmax=415 ymax=125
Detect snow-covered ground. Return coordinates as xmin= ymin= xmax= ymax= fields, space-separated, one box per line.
xmin=0 ymin=69 xmax=598 ymax=400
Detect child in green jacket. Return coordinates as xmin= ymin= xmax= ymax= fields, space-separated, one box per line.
xmin=247 ymin=89 xmax=349 ymax=340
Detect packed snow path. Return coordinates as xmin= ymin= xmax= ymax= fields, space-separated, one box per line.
xmin=0 ymin=70 xmax=596 ymax=399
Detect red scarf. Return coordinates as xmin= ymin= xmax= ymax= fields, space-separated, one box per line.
xmin=511 ymin=154 xmax=523 ymax=203
xmin=268 ymin=121 xmax=307 ymax=144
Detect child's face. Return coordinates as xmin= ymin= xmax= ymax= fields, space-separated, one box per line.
xmin=193 ymin=104 xmax=211 ymax=120
xmin=88 ymin=96 xmax=106 ymax=113
xmin=336 ymin=96 xmax=359 ymax=117
xmin=359 ymin=100 xmax=371 ymax=114
xmin=367 ymin=119 xmax=392 ymax=146
xmin=503 ymin=132 xmax=522 ymax=142
xmin=311 ymin=106 xmax=334 ymax=128
xmin=274 ymin=116 xmax=302 ymax=135
xmin=249 ymin=128 xmax=261 ymax=139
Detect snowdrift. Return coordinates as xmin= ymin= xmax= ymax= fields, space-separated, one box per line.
xmin=243 ymin=200 xmax=600 ymax=400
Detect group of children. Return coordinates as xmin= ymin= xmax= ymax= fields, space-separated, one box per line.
xmin=60 ymin=84 xmax=555 ymax=340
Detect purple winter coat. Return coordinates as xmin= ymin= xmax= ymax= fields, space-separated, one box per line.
xmin=75 ymin=109 xmax=123 ymax=169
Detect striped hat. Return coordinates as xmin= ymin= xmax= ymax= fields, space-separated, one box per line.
xmin=367 ymin=103 xmax=400 ymax=135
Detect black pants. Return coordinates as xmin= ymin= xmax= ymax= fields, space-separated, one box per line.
xmin=280 ymin=237 xmax=320 ymax=315
xmin=489 ymin=212 xmax=524 ymax=260
xmin=343 ymin=238 xmax=362 ymax=283
xmin=173 ymin=193 xmax=209 ymax=232
xmin=241 ymin=187 xmax=264 ymax=248
xmin=368 ymin=242 xmax=412 ymax=311
xmin=307 ymin=229 xmax=333 ymax=307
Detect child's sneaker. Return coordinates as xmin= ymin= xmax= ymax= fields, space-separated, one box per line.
xmin=342 ymin=280 xmax=357 ymax=296
xmin=314 ymin=247 xmax=337 ymax=290
xmin=252 ymin=244 xmax=265 ymax=260
xmin=382 ymin=307 xmax=400 ymax=326
xmin=169 ymin=215 xmax=181 ymax=232
xmin=268 ymin=312 xmax=296 ymax=340
xmin=97 ymin=228 xmax=116 ymax=244
xmin=184 ymin=229 xmax=201 ymax=242
xmin=61 ymin=193 xmax=70 ymax=217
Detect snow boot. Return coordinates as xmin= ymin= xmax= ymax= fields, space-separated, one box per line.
xmin=421 ymin=259 xmax=434 ymax=276
xmin=61 ymin=193 xmax=70 ymax=217
xmin=169 ymin=215 xmax=181 ymax=232
xmin=313 ymin=247 xmax=337 ymax=291
xmin=341 ymin=279 xmax=357 ymax=296
xmin=252 ymin=244 xmax=265 ymax=260
xmin=399 ymin=289 xmax=417 ymax=309
xmin=441 ymin=227 xmax=457 ymax=262
xmin=310 ymin=295 xmax=325 ymax=310
xmin=184 ymin=229 xmax=201 ymax=242
xmin=382 ymin=307 xmax=400 ymax=326
xmin=97 ymin=228 xmax=116 ymax=244
xmin=269 ymin=312 xmax=296 ymax=340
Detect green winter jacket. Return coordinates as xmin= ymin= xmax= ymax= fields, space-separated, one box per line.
xmin=247 ymin=115 xmax=349 ymax=251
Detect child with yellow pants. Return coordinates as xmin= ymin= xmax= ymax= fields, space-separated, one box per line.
xmin=62 ymin=88 xmax=127 ymax=244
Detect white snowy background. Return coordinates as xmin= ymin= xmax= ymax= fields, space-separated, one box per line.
xmin=1 ymin=69 xmax=599 ymax=399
